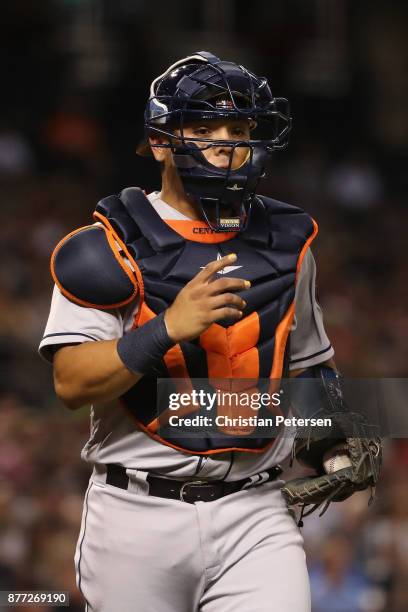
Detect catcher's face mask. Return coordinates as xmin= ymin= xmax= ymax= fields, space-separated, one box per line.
xmin=142 ymin=51 xmax=292 ymax=232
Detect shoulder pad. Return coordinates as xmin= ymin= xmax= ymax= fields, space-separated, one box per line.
xmin=258 ymin=195 xmax=307 ymax=216
xmin=51 ymin=225 xmax=138 ymax=309
xmin=258 ymin=195 xmax=316 ymax=238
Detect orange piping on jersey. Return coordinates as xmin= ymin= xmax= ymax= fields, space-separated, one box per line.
xmin=163 ymin=219 xmax=238 ymax=243
xmin=270 ymin=218 xmax=319 ymax=382
xmin=50 ymin=225 xmax=138 ymax=310
xmin=93 ymin=211 xmax=145 ymax=321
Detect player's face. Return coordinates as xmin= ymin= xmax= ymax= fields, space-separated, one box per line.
xmin=175 ymin=119 xmax=251 ymax=170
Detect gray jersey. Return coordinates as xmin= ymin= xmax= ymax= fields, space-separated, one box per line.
xmin=39 ymin=192 xmax=334 ymax=480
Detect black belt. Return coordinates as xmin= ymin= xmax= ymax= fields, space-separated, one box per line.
xmin=105 ymin=464 xmax=283 ymax=504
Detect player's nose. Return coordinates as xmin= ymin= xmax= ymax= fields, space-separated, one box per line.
xmin=212 ymin=126 xmax=232 ymax=142
xmin=211 ymin=128 xmax=233 ymax=157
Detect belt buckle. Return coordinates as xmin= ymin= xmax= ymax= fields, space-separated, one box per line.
xmin=179 ymin=479 xmax=208 ymax=502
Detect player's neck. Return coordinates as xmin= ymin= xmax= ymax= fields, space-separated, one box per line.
xmin=159 ymin=166 xmax=203 ymax=221
xmin=159 ymin=165 xmax=235 ymax=223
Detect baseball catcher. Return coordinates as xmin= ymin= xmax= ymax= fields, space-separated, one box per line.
xmin=39 ymin=50 xmax=382 ymax=612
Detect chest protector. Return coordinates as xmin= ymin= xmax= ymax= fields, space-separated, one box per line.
xmin=52 ymin=188 xmax=317 ymax=455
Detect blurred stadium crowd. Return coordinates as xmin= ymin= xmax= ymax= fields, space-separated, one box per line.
xmin=0 ymin=1 xmax=407 ymax=610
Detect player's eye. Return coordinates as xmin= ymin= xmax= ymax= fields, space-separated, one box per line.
xmin=193 ymin=127 xmax=211 ymax=137
xmin=231 ymin=127 xmax=248 ymax=138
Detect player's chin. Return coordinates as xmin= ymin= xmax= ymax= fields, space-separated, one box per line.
xmin=208 ymin=159 xmax=244 ymax=170
xmin=207 ymin=159 xmax=230 ymax=169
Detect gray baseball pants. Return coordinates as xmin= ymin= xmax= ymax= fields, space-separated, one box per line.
xmin=75 ymin=468 xmax=310 ymax=612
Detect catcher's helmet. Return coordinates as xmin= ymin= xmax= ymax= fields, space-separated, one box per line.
xmin=143 ymin=51 xmax=292 ymax=232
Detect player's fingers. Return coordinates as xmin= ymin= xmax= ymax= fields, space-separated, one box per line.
xmin=208 ymin=276 xmax=250 ymax=295
xmin=211 ymin=307 xmax=243 ymax=323
xmin=194 ymin=253 xmax=239 ymax=283
xmin=210 ymin=293 xmax=246 ymax=311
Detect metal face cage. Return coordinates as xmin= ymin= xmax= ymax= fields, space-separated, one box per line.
xmin=144 ymin=52 xmax=292 ymax=232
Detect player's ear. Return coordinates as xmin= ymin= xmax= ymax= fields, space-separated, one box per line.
xmin=149 ymin=135 xmax=171 ymax=162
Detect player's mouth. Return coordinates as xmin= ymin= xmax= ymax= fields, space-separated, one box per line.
xmin=210 ymin=156 xmax=233 ymax=169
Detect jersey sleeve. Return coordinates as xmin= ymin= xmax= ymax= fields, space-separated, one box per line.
xmin=289 ymin=249 xmax=334 ymax=370
xmin=38 ymin=285 xmax=137 ymax=363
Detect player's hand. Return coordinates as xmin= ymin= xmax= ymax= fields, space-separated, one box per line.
xmin=164 ymin=253 xmax=250 ymax=343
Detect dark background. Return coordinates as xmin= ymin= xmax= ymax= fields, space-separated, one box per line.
xmin=0 ymin=1 xmax=407 ymax=610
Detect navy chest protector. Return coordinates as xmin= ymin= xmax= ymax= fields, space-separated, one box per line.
xmin=52 ymin=187 xmax=317 ymax=455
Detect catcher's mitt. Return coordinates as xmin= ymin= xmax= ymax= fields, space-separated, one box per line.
xmin=281 ymin=431 xmax=382 ymax=524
